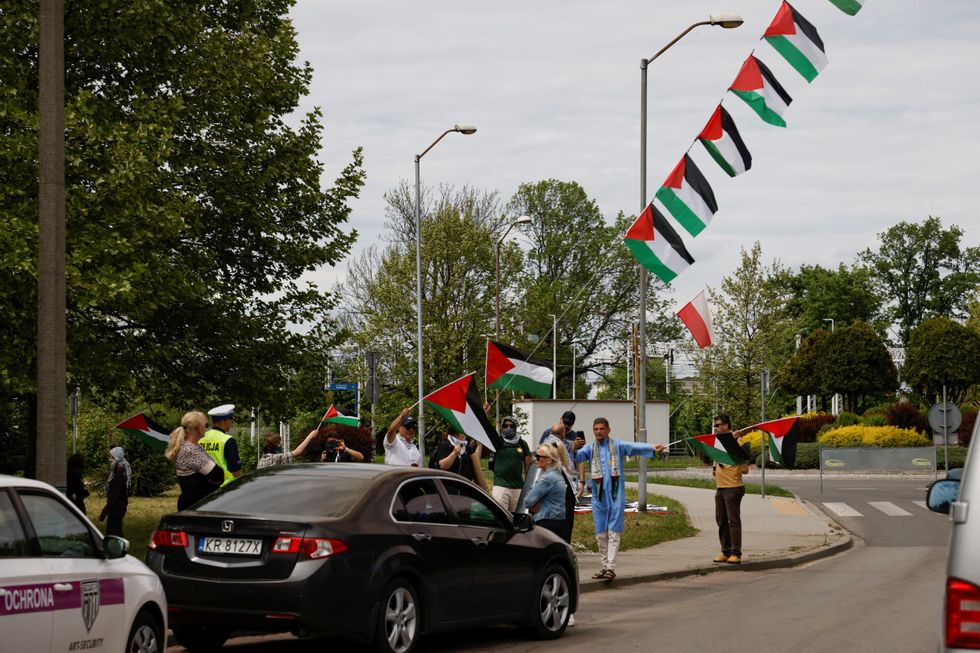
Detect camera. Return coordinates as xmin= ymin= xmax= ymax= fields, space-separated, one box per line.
xmin=325 ymin=441 xmax=340 ymax=451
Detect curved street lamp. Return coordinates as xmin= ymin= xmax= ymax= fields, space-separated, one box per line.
xmin=414 ymin=124 xmax=477 ymax=459
xmin=493 ymin=215 xmax=532 ymax=424
xmin=636 ymin=14 xmax=742 ymax=511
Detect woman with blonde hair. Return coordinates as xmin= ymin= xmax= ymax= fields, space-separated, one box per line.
xmin=167 ymin=411 xmax=224 ymax=510
xmin=522 ymin=443 xmax=575 ymax=542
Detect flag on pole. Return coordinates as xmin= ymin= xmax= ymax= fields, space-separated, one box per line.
xmin=698 ymin=106 xmax=752 ymax=177
xmin=677 ymin=290 xmax=715 ymax=348
xmin=764 ymin=1 xmax=828 ymax=83
xmin=424 ymin=373 xmax=502 ymax=452
xmin=827 ymin=0 xmax=863 ymax=16
xmin=486 ymin=341 xmax=553 ymax=398
xmin=730 ymin=55 xmax=793 ymax=128
xmin=751 ymin=416 xmax=799 ymax=468
xmin=115 ymin=413 xmax=170 ymax=453
xmin=320 ymin=405 xmax=359 ymax=428
xmin=654 ymin=154 xmax=718 ymax=237
xmin=624 ymin=203 xmax=695 ymax=284
xmin=689 ymin=432 xmax=751 ymax=466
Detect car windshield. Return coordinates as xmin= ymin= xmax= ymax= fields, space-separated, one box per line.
xmin=192 ymin=472 xmax=373 ymax=518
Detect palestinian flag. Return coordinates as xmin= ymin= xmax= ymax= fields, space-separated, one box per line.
xmin=654 ymin=154 xmax=718 ymax=237
xmin=624 ymin=203 xmax=695 ymax=284
xmin=698 ymin=106 xmax=751 ymax=178
xmin=486 ymin=341 xmax=553 ymax=398
xmin=751 ymin=416 xmax=799 ymax=468
xmin=764 ymin=2 xmax=828 ymax=83
xmin=115 ymin=413 xmax=170 ymax=453
xmin=424 ymin=373 xmax=502 ymax=452
xmin=689 ymin=432 xmax=750 ymax=466
xmin=320 ymin=405 xmax=359 ymax=428
xmin=676 ymin=290 xmax=715 ymax=349
xmin=731 ymin=55 xmax=793 ymax=128
xmin=828 ymin=0 xmax=863 ymax=16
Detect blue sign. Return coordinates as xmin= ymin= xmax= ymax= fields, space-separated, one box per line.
xmin=329 ymin=382 xmax=358 ymax=391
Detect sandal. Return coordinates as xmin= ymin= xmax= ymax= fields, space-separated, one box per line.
xmin=591 ymin=570 xmax=609 ymax=579
xmin=604 ymin=570 xmax=616 ymax=581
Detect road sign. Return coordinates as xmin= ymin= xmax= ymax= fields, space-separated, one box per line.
xmin=928 ymin=401 xmax=962 ymax=435
xmin=328 ymin=382 xmax=358 ymax=392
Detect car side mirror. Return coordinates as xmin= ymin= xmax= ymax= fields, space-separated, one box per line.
xmin=512 ymin=512 xmax=533 ymax=533
xmin=104 ymin=535 xmax=129 ymax=559
xmin=927 ymin=479 xmax=960 ymax=515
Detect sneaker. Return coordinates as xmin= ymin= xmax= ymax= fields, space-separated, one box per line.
xmin=568 ymin=614 xmax=576 ymax=627
xmin=726 ymin=555 xmax=741 ymax=564
xmin=712 ymin=554 xmax=729 ymax=563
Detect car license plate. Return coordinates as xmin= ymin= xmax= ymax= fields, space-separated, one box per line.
xmin=200 ymin=537 xmax=262 ymax=556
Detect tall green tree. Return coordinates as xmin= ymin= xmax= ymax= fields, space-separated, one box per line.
xmin=815 ymin=321 xmax=897 ymax=412
xmin=861 ymin=217 xmax=980 ymax=346
xmin=782 ymin=263 xmax=884 ymax=335
xmin=0 ymin=2 xmax=363 ymax=432
xmin=904 ymin=317 xmax=980 ymax=404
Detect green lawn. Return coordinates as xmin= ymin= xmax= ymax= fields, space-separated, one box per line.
xmin=571 ymin=490 xmax=695 ymax=552
xmin=642 ymin=474 xmax=794 ymax=497
xmin=86 ymin=486 xmax=180 ymax=561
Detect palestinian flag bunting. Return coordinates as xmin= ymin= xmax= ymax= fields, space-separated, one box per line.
xmin=751 ymin=416 xmax=799 ymax=468
xmin=677 ymin=290 xmax=715 ymax=349
xmin=689 ymin=432 xmax=750 ymax=466
xmin=624 ymin=203 xmax=695 ymax=284
xmin=764 ymin=2 xmax=828 ymax=83
xmin=115 ymin=413 xmax=170 ymax=453
xmin=486 ymin=341 xmax=553 ymax=398
xmin=698 ymin=106 xmax=752 ymax=177
xmin=828 ymin=0 xmax=863 ymax=16
xmin=730 ymin=55 xmax=793 ymax=128
xmin=654 ymin=154 xmax=718 ymax=237
xmin=320 ymin=405 xmax=359 ymax=428
xmin=424 ymin=373 xmax=502 ymax=452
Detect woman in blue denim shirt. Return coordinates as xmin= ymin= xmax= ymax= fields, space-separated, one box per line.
xmin=524 ymin=443 xmax=574 ymax=541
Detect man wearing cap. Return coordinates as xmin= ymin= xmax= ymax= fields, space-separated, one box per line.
xmin=201 ymin=404 xmax=243 ymax=486
xmin=384 ymin=407 xmax=422 ymax=467
xmin=540 ymin=410 xmax=586 ymax=495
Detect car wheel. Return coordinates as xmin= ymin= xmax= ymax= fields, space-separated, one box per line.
xmin=172 ymin=624 xmax=229 ymax=652
xmin=126 ymin=610 xmax=163 ymax=653
xmin=529 ymin=565 xmax=571 ymax=639
xmin=375 ymin=578 xmax=421 ymax=653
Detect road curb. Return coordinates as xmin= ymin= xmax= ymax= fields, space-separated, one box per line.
xmin=578 ymin=532 xmax=853 ymax=594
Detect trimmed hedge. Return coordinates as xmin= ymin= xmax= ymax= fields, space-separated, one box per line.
xmin=755 ymin=442 xmax=820 ymax=469
xmin=817 ymin=425 xmax=930 ymax=448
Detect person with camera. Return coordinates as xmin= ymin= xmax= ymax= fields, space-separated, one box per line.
xmin=320 ymin=433 xmax=364 ymax=463
xmin=257 ymin=429 xmax=319 ymax=469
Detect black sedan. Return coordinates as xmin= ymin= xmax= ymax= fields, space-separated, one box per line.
xmin=146 ymin=463 xmax=578 ymax=652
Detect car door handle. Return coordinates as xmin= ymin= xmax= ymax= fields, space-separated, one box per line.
xmin=53 ymin=583 xmax=73 ymax=592
xmin=411 ymin=533 xmax=431 ymax=542
xmin=470 ymin=537 xmax=490 ymax=547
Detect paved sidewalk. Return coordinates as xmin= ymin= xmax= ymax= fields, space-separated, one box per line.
xmin=576 ymin=482 xmax=851 ymax=594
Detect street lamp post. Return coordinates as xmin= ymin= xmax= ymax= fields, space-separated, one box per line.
xmin=637 ymin=13 xmax=742 ymax=511
xmin=494 ymin=215 xmax=532 ymax=424
xmin=549 ymin=314 xmax=557 ymax=399
xmin=823 ymin=318 xmax=838 ymax=415
xmin=415 ymin=123 xmax=477 ymax=460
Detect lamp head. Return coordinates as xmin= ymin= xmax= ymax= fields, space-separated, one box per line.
xmin=708 ymin=13 xmax=744 ymax=28
xmin=454 ymin=123 xmax=477 ymax=135
xmin=514 ymin=215 xmax=532 ymax=225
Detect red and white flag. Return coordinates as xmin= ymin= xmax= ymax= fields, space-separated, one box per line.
xmin=677 ymin=290 xmax=715 ymax=348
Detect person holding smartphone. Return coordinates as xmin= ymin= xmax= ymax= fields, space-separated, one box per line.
xmin=432 ymin=426 xmax=487 ymax=489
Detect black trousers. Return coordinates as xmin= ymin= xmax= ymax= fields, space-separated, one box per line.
xmin=715 ymin=486 xmax=745 ymax=556
xmin=106 ymin=514 xmax=124 ymax=538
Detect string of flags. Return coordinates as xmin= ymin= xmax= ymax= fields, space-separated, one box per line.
xmin=624 ymin=0 xmax=867 ymax=349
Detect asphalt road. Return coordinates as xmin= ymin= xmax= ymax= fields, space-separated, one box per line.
xmin=166 ymin=475 xmax=953 ymax=652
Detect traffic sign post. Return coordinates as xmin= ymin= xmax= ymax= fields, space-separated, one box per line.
xmin=928 ymin=386 xmax=962 ymax=474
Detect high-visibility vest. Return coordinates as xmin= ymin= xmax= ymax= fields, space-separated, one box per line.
xmin=200 ymin=429 xmax=235 ymax=486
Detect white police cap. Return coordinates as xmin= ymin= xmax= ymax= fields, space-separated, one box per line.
xmin=207 ymin=404 xmax=236 ymax=420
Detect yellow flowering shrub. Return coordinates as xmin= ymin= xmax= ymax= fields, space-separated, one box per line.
xmin=817 ymin=425 xmax=929 ymax=448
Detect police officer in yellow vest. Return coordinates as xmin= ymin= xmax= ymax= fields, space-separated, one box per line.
xmin=201 ymin=404 xmax=243 ymax=486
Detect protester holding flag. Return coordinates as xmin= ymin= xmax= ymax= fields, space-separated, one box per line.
xmin=573 ymin=418 xmax=666 ymax=581
xmin=432 ymin=426 xmax=487 ymax=489
xmin=709 ymin=414 xmax=751 ymax=565
xmin=384 ymin=408 xmax=422 ymax=467
xmin=166 ymin=411 xmax=225 ymax=510
xmin=99 ymin=446 xmax=130 ymax=537
xmin=488 ymin=413 xmax=531 ymax=512
xmin=257 ymin=429 xmax=320 ymax=469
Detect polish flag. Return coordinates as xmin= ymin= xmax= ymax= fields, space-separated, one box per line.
xmin=677 ymin=290 xmax=715 ymax=348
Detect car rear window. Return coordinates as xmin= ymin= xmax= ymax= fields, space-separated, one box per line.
xmin=192 ymin=473 xmax=373 ymax=517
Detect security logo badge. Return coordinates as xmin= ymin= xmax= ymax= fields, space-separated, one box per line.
xmin=81 ymin=580 xmax=100 ymax=632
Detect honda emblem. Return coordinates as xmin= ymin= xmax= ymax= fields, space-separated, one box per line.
xmin=221 ymin=520 xmax=234 ymax=533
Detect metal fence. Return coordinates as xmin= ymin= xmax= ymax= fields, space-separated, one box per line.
xmin=819 ymin=446 xmax=937 ymax=492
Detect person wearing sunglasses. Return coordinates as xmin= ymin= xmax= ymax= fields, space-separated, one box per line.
xmin=489 ymin=415 xmax=532 ymax=512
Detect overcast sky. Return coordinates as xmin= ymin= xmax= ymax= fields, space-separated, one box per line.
xmin=288 ymin=0 xmax=979 ymax=321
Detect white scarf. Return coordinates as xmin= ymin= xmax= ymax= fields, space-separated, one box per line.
xmin=590 ymin=437 xmax=619 ymax=502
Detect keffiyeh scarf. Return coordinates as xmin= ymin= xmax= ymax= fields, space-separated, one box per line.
xmin=591 ymin=437 xmax=620 ymax=502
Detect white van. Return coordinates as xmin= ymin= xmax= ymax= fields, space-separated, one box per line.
xmin=927 ymin=416 xmax=980 ymax=652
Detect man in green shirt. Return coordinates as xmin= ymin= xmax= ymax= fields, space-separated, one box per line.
xmin=489 ymin=415 xmax=531 ymax=511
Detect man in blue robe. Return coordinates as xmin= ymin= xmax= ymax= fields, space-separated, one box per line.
xmin=573 ymin=417 xmax=665 ymax=580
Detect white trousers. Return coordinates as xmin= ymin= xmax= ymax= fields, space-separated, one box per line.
xmin=596 ymin=531 xmax=622 ymax=571
xmin=491 ymin=486 xmax=522 ymax=512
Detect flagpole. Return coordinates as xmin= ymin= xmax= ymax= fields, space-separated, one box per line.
xmin=638 ymin=14 xmax=742 ymax=512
